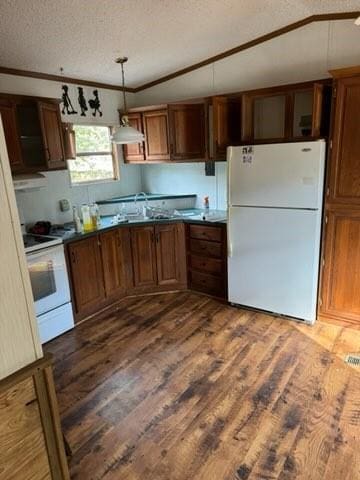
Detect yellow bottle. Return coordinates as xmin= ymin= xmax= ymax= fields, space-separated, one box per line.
xmin=81 ymin=204 xmax=93 ymax=232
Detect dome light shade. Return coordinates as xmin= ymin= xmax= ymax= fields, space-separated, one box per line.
xmin=112 ymin=57 xmax=144 ymax=144
xmin=355 ymin=16 xmax=360 ymax=26
xmin=111 ymin=124 xmax=145 ymax=144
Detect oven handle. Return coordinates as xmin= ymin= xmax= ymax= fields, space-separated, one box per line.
xmin=26 ymin=244 xmax=64 ymax=260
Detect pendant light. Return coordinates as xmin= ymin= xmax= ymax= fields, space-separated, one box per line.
xmin=355 ymin=16 xmax=360 ymax=26
xmin=111 ymin=57 xmax=145 ymax=144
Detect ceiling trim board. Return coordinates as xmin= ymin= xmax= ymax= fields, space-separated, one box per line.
xmin=132 ymin=11 xmax=360 ymax=92
xmin=0 ymin=66 xmax=135 ymax=93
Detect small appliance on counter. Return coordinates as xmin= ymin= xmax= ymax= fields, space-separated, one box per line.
xmin=23 ymin=230 xmax=74 ymax=343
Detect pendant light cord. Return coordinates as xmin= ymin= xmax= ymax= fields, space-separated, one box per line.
xmin=121 ymin=61 xmax=128 ymax=115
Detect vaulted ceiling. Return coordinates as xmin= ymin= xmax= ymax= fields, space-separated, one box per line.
xmin=0 ymin=0 xmax=359 ymax=89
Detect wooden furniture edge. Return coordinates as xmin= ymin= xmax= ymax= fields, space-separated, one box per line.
xmin=329 ymin=65 xmax=360 ymax=78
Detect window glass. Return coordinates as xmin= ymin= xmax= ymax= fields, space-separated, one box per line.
xmin=68 ymin=125 xmax=118 ymax=184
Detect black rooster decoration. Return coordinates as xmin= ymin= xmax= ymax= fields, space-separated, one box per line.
xmin=88 ymin=90 xmax=103 ymax=117
xmin=61 ymin=85 xmax=77 ymax=115
xmin=78 ymin=87 xmax=88 ymax=116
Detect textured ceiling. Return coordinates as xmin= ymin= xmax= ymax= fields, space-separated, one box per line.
xmin=0 ymin=0 xmax=359 ymax=88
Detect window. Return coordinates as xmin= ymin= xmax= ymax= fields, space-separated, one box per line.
xmin=68 ymin=125 xmax=118 ymax=184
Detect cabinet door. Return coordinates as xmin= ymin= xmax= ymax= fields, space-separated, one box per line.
xmin=143 ymin=110 xmax=170 ymax=161
xmin=0 ymin=99 xmax=23 ymax=172
xmin=168 ymin=104 xmax=206 ymax=160
xmin=212 ymin=97 xmax=242 ymax=160
xmin=155 ymin=223 xmax=186 ymax=286
xmin=130 ymin=226 xmax=157 ymax=288
xmin=38 ymin=102 xmax=66 ymax=170
xmin=123 ymin=113 xmax=145 ymax=162
xmin=100 ymin=228 xmax=127 ymax=299
xmin=328 ymin=77 xmax=360 ymax=204
xmin=320 ymin=208 xmax=360 ymax=327
xmin=68 ymin=237 xmax=105 ymax=319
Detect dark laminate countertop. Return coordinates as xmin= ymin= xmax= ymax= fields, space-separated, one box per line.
xmin=61 ymin=209 xmax=227 ymax=244
xmin=97 ymin=193 xmax=197 ymax=205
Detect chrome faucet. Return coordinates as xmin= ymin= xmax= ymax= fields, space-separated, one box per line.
xmin=134 ymin=192 xmax=149 ymax=216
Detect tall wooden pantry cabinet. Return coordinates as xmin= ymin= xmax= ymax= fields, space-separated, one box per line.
xmin=0 ymin=117 xmax=70 ymax=479
xmin=319 ymin=66 xmax=360 ymax=328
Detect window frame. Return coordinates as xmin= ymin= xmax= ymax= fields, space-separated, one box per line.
xmin=67 ymin=124 xmax=119 ymax=186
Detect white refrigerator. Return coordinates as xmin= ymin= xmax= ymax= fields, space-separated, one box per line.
xmin=227 ymin=141 xmax=326 ymax=323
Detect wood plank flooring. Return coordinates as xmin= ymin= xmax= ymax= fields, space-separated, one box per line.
xmin=45 ymin=292 xmax=360 ymax=480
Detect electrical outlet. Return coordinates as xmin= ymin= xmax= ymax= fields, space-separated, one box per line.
xmin=59 ymin=199 xmax=70 ymax=212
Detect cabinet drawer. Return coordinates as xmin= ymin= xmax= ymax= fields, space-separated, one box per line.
xmin=189 ymin=238 xmax=222 ymax=258
xmin=190 ymin=271 xmax=225 ymax=297
xmin=190 ymin=254 xmax=223 ymax=275
xmin=189 ymin=224 xmax=223 ymax=242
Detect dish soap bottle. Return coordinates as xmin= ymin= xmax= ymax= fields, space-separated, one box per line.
xmin=73 ymin=206 xmax=82 ymax=233
xmin=203 ymin=196 xmax=210 ymax=211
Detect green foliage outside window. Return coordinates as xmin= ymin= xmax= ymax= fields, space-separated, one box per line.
xmin=68 ymin=125 xmax=117 ymax=184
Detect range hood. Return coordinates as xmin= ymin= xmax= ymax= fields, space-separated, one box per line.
xmin=13 ymin=173 xmax=47 ymax=191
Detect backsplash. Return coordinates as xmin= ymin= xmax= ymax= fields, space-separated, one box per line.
xmin=15 ymin=155 xmax=142 ymax=225
xmin=141 ymin=162 xmax=227 ymax=211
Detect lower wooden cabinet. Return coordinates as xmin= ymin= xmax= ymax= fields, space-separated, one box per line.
xmin=186 ymin=223 xmax=227 ymax=299
xmin=131 ymin=225 xmax=158 ymax=289
xmin=155 ymin=223 xmax=187 ymax=287
xmin=100 ymin=229 xmax=127 ymax=299
xmin=130 ymin=223 xmax=187 ymax=292
xmin=67 ymin=236 xmax=105 ymax=320
xmin=67 ymin=223 xmax=188 ymax=320
xmin=0 ymin=355 xmax=70 ymax=480
xmin=319 ymin=207 xmax=360 ymax=327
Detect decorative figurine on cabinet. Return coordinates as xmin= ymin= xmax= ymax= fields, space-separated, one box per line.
xmin=88 ymin=90 xmax=103 ymax=117
xmin=61 ymin=85 xmax=77 ymax=115
xmin=78 ymin=87 xmax=88 ymax=116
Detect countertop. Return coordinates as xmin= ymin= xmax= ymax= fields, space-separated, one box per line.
xmin=97 ymin=193 xmax=197 ymax=205
xmin=61 ymin=209 xmax=227 ymax=244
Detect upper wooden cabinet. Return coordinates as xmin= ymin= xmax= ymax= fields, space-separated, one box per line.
xmin=38 ymin=102 xmax=66 ymax=170
xmin=123 ymin=103 xmax=207 ymax=163
xmin=241 ymin=81 xmax=331 ymax=144
xmin=327 ymin=75 xmax=360 ymax=204
xmin=123 ymin=113 xmax=145 ymax=162
xmin=168 ymin=104 xmax=206 ymax=160
xmin=0 ymin=93 xmax=66 ymax=174
xmin=211 ymin=96 xmax=242 ymax=160
xmin=0 ymin=99 xmax=23 ymax=172
xmin=143 ymin=109 xmax=170 ymax=161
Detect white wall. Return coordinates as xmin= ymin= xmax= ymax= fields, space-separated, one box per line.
xmin=141 ymin=162 xmax=227 ymax=210
xmin=0 ymin=73 xmax=142 ymax=224
xmin=136 ymin=19 xmax=360 ymax=210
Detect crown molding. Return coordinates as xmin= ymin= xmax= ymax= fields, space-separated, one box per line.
xmin=0 ymin=66 xmax=135 ymax=93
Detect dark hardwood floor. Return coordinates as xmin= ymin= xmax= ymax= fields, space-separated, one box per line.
xmin=45 ymin=292 xmax=360 ymax=480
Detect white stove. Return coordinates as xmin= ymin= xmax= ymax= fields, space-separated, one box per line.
xmin=24 ymin=233 xmax=74 ymax=343
xmin=23 ymin=233 xmax=62 ymax=253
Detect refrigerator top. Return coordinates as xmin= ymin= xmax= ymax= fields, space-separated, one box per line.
xmin=227 ymin=140 xmax=326 ymax=210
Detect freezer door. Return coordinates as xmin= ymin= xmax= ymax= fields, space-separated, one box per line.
xmin=227 ymin=206 xmax=322 ymax=322
xmin=228 ymin=141 xmax=326 ymax=209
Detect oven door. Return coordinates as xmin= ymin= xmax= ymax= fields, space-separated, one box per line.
xmin=26 ymin=245 xmax=71 ymax=316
